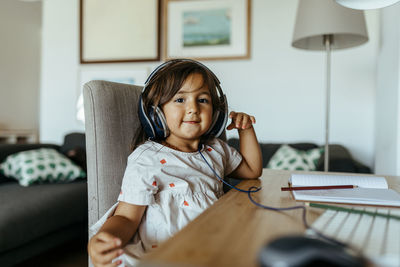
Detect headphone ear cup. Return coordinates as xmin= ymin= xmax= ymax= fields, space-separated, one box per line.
xmin=206 ymin=95 xmax=228 ymax=138
xmin=149 ymin=105 xmax=169 ymax=139
xmin=138 ymin=96 xmax=156 ymax=139
xmin=138 ymin=96 xmax=169 ymax=139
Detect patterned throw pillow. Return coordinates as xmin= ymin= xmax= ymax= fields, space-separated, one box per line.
xmin=267 ymin=145 xmax=323 ymax=171
xmin=0 ymin=148 xmax=86 ymax=186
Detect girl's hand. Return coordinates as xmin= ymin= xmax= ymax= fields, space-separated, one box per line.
xmin=88 ymin=232 xmax=124 ymax=267
xmin=226 ymin=111 xmax=256 ymax=131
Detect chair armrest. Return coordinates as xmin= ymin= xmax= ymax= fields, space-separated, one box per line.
xmin=60 ymin=132 xmax=86 ymax=154
xmin=59 ymin=133 xmax=86 ymax=171
xmin=351 ymin=160 xmax=372 ymax=173
xmin=316 ymin=144 xmax=371 ymax=173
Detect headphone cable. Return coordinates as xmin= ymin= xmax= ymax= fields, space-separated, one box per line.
xmin=199 ymin=149 xmax=348 ymax=248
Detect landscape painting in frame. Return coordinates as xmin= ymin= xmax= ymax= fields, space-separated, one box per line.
xmin=165 ymin=0 xmax=251 ymax=60
xmin=183 ymin=8 xmax=231 ymax=47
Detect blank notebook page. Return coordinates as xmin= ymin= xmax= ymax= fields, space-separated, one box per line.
xmin=290 ymin=174 xmax=388 ymax=189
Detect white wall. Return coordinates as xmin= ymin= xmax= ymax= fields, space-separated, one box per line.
xmin=40 ymin=0 xmax=380 ymax=170
xmin=40 ymin=0 xmax=82 ymax=142
xmin=375 ymin=3 xmax=400 ymax=176
xmin=0 ymin=0 xmax=41 ymax=131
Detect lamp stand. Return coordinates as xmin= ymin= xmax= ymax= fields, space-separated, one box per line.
xmin=324 ymin=34 xmax=332 ymax=172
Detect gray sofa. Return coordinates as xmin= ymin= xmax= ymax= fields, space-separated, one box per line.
xmin=227 ymin=138 xmax=372 ymax=173
xmin=0 ymin=133 xmax=87 ymax=266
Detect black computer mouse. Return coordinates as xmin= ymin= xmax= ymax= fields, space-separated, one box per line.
xmin=258 ymin=235 xmax=365 ymax=267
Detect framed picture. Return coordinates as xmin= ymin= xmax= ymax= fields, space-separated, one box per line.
xmin=80 ymin=0 xmax=161 ymax=63
xmin=76 ymin=69 xmax=149 ymax=123
xmin=163 ymin=0 xmax=251 ymax=60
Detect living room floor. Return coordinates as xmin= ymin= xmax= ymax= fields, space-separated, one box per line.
xmin=15 ymin=237 xmax=88 ymax=267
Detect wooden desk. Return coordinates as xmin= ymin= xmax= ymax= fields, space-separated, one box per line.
xmin=140 ymin=170 xmax=400 ymax=267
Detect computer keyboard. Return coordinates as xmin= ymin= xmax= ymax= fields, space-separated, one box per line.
xmin=306 ymin=206 xmax=400 ymax=267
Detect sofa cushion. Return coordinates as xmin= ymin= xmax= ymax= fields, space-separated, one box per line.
xmin=0 ymin=148 xmax=86 ymax=186
xmin=0 ymin=180 xmax=87 ymax=253
xmin=227 ymin=138 xmax=318 ymax=167
xmin=267 ymin=145 xmax=323 ymax=171
xmin=0 ymin=144 xmax=61 ymax=186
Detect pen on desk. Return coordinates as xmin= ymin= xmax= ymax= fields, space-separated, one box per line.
xmin=307 ymin=203 xmax=400 ymax=221
xmin=281 ymin=185 xmax=357 ymax=191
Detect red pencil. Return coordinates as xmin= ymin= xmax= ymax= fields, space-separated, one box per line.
xmin=281 ymin=185 xmax=357 ymax=191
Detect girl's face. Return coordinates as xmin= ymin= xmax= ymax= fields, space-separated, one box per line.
xmin=162 ymin=73 xmax=213 ymax=145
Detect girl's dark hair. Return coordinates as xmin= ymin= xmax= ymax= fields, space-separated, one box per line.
xmin=130 ymin=60 xmax=225 ymax=151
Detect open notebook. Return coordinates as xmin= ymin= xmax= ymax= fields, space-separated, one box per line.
xmin=289 ymin=174 xmax=400 ymax=207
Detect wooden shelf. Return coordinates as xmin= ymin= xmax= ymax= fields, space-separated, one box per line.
xmin=0 ymin=130 xmax=38 ymax=144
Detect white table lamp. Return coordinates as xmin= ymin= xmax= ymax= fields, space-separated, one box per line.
xmin=335 ymin=0 xmax=400 ymax=10
xmin=292 ymin=0 xmax=368 ymax=171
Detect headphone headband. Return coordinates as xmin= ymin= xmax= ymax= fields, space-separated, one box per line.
xmin=144 ymin=59 xmax=221 ymax=87
xmin=139 ymin=59 xmax=228 ymax=140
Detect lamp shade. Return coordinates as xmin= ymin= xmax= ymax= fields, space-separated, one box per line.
xmin=335 ymin=0 xmax=400 ymax=10
xmin=292 ymin=0 xmax=368 ymax=50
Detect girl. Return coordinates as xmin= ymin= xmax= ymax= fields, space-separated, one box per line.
xmin=88 ymin=59 xmax=262 ymax=267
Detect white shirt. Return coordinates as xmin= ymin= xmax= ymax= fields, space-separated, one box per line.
xmin=90 ymin=138 xmax=242 ymax=265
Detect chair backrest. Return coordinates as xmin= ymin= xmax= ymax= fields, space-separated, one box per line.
xmin=83 ymin=80 xmax=142 ymax=229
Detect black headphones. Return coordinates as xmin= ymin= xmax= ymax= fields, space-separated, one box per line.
xmin=138 ymin=59 xmax=228 ymax=140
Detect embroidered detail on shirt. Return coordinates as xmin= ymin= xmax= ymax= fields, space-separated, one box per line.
xmin=183 ymin=200 xmax=189 ymax=206
xmin=152 ymin=181 xmax=157 ymax=186
xmin=169 ymin=183 xmax=175 ymax=187
xmin=207 ymin=147 xmax=213 ymax=152
xmin=160 ymin=159 xmax=166 ymax=164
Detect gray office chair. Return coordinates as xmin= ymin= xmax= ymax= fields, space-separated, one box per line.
xmin=83 ymin=80 xmax=143 ymax=232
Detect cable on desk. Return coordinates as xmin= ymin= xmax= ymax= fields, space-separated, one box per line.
xmin=199 ymin=149 xmax=349 ymax=248
xmin=246 ymin=186 xmax=347 ymax=247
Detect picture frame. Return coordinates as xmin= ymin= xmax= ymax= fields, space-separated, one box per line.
xmin=163 ymin=0 xmax=251 ymax=60
xmin=80 ymin=0 xmax=161 ymax=63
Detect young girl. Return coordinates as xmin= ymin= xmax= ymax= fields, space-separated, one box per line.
xmin=88 ymin=59 xmax=262 ymax=267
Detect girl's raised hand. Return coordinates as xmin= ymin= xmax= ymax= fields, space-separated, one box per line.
xmin=88 ymin=232 xmax=124 ymax=267
xmin=226 ymin=111 xmax=256 ymax=131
